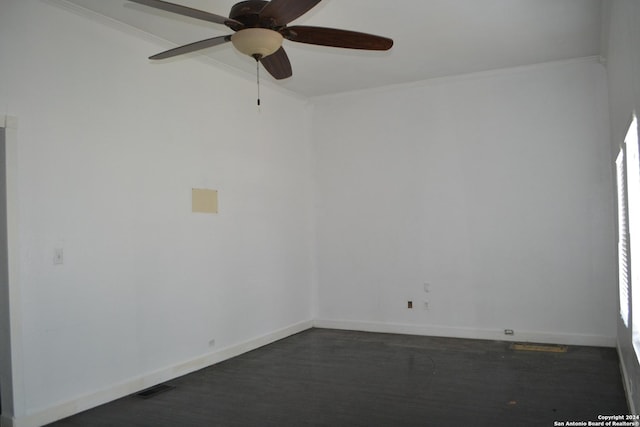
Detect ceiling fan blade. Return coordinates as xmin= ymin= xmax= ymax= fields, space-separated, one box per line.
xmin=129 ymin=0 xmax=242 ymax=28
xmin=149 ymin=35 xmax=231 ymax=60
xmin=260 ymin=47 xmax=293 ymax=80
xmin=260 ymin=0 xmax=321 ymax=26
xmin=285 ymin=26 xmax=393 ymax=50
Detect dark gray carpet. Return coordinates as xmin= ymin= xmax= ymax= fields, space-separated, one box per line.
xmin=47 ymin=328 xmax=628 ymax=427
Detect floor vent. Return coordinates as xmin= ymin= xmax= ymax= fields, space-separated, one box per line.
xmin=510 ymin=343 xmax=568 ymax=353
xmin=136 ymin=384 xmax=175 ymax=399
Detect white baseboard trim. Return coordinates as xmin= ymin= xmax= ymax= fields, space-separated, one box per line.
xmin=618 ymin=344 xmax=637 ymax=415
xmin=313 ymin=319 xmax=616 ymax=348
xmin=13 ymin=320 xmax=313 ymax=427
xmin=1 ymin=414 xmax=15 ymax=427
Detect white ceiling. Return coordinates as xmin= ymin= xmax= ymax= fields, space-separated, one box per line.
xmin=60 ymin=0 xmax=603 ymax=97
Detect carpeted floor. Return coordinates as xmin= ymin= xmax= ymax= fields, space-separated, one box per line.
xmin=47 ymin=328 xmax=629 ymax=427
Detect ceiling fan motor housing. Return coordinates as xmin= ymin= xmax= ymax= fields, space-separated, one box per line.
xmin=229 ymin=1 xmax=271 ymax=27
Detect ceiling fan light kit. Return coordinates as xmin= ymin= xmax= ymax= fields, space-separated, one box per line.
xmin=231 ymin=28 xmax=283 ymax=59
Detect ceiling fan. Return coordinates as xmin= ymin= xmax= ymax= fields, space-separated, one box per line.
xmin=129 ymin=0 xmax=394 ymax=80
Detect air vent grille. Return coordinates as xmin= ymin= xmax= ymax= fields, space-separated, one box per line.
xmin=136 ymin=384 xmax=175 ymax=399
xmin=510 ymin=343 xmax=568 ymax=353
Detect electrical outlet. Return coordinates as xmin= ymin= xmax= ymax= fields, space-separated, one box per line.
xmin=407 ymin=301 xmax=413 ymax=309
xmin=424 ymin=283 xmax=431 ymax=293
xmin=504 ymin=329 xmax=514 ymax=335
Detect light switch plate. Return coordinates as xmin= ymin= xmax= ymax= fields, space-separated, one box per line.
xmin=53 ymin=248 xmax=64 ymax=265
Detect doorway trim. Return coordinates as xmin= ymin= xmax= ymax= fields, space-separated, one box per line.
xmin=0 ymin=115 xmax=23 ymax=427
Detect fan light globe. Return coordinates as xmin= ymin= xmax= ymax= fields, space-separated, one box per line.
xmin=231 ymin=28 xmax=283 ymax=58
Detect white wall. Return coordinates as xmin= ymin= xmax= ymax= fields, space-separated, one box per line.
xmin=602 ymin=0 xmax=640 ymax=414
xmin=0 ymin=0 xmax=314 ymax=424
xmin=312 ymin=58 xmax=616 ymax=346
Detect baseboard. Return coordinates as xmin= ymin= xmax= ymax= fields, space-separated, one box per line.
xmin=618 ymin=343 xmax=637 ymax=415
xmin=13 ymin=320 xmax=313 ymax=427
xmin=313 ymin=319 xmax=616 ymax=348
xmin=1 ymin=414 xmax=15 ymax=427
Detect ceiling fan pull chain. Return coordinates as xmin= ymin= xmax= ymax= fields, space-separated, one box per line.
xmin=255 ymin=55 xmax=261 ymax=107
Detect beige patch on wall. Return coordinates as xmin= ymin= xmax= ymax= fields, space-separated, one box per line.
xmin=192 ymin=189 xmax=218 ymax=214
